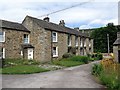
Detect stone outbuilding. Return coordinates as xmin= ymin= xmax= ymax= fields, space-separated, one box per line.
xmin=113 ymin=32 xmax=120 ymax=63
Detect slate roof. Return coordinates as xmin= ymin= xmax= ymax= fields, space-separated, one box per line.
xmin=0 ymin=19 xmax=30 ymax=32
xmin=113 ymin=38 xmax=120 ymax=45
xmin=26 ymin=16 xmax=90 ymax=38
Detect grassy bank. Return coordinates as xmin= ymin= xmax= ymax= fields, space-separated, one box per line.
xmin=2 ymin=65 xmax=49 ymax=74
xmin=52 ymin=56 xmax=89 ymax=67
xmin=92 ymin=63 xmax=120 ymax=90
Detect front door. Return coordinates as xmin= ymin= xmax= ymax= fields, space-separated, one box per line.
xmin=28 ymin=48 xmax=33 ymax=59
xmin=118 ymin=50 xmax=120 ymax=63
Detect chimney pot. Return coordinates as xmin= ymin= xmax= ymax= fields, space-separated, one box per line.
xmin=59 ymin=20 xmax=65 ymax=26
xmin=74 ymin=27 xmax=79 ymax=31
xmin=43 ymin=17 xmax=49 ymax=22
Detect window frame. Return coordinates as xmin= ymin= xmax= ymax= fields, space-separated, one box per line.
xmin=23 ymin=34 xmax=30 ymax=44
xmin=52 ymin=47 xmax=58 ymax=57
xmin=52 ymin=32 xmax=58 ymax=42
xmin=75 ymin=36 xmax=78 ymax=47
xmin=68 ymin=34 xmax=72 ymax=46
xmin=0 ymin=48 xmax=5 ymax=59
xmin=0 ymin=31 xmax=5 ymax=42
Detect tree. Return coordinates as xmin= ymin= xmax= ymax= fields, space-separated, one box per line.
xmin=91 ymin=24 xmax=119 ymax=53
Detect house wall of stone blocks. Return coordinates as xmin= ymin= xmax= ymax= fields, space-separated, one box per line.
xmin=1 ymin=29 xmax=29 ymax=59
xmin=0 ymin=15 xmax=94 ymax=62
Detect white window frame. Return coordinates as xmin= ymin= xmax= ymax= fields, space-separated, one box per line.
xmin=75 ymin=36 xmax=78 ymax=47
xmin=0 ymin=31 xmax=5 ymax=42
xmin=68 ymin=34 xmax=71 ymax=46
xmin=52 ymin=47 xmax=58 ymax=57
xmin=80 ymin=38 xmax=83 ymax=47
xmin=24 ymin=34 xmax=30 ymax=44
xmin=89 ymin=39 xmax=91 ymax=47
xmin=1 ymin=48 xmax=5 ymax=59
xmin=52 ymin=32 xmax=58 ymax=42
xmin=84 ymin=39 xmax=86 ymax=47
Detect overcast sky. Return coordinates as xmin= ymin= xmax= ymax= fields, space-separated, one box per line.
xmin=0 ymin=0 xmax=119 ymax=29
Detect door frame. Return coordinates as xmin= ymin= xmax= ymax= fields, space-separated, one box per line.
xmin=28 ymin=48 xmax=34 ymax=60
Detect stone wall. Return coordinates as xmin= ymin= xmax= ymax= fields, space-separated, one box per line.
xmin=52 ymin=32 xmax=68 ymax=59
xmin=1 ymin=29 xmax=29 ymax=59
xmin=22 ymin=17 xmax=51 ymax=62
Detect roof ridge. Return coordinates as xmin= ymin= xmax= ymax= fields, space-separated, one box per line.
xmin=26 ymin=15 xmax=90 ymax=38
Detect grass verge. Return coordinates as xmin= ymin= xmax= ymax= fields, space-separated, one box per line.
xmin=1 ymin=65 xmax=50 ymax=74
xmin=52 ymin=59 xmax=84 ymax=67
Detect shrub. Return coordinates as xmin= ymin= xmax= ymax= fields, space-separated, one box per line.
xmin=69 ymin=56 xmax=89 ymax=64
xmin=97 ymin=53 xmax=103 ymax=60
xmin=62 ymin=53 xmax=74 ymax=58
xmin=91 ymin=64 xmax=103 ymax=76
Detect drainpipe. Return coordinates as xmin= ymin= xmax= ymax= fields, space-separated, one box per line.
xmin=51 ymin=31 xmax=53 ymax=62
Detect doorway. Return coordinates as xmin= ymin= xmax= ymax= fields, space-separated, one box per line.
xmin=118 ymin=50 xmax=120 ymax=63
xmin=28 ymin=48 xmax=33 ymax=60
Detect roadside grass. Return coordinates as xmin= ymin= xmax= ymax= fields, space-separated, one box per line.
xmin=1 ymin=56 xmax=91 ymax=74
xmin=92 ymin=63 xmax=120 ymax=90
xmin=52 ymin=59 xmax=84 ymax=67
xmin=1 ymin=65 xmax=50 ymax=74
xmin=52 ymin=56 xmax=89 ymax=67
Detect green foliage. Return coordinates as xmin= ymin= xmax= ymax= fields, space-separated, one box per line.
xmin=87 ymin=53 xmax=103 ymax=61
xmin=4 ymin=58 xmax=40 ymax=67
xmin=2 ymin=65 xmax=49 ymax=74
xmin=91 ymin=24 xmax=119 ymax=53
xmin=92 ymin=63 xmax=120 ymax=90
xmin=53 ymin=59 xmax=84 ymax=67
xmin=53 ymin=55 xmax=89 ymax=67
xmin=69 ymin=56 xmax=89 ymax=64
xmin=62 ymin=53 xmax=74 ymax=58
xmin=92 ymin=64 xmax=103 ymax=76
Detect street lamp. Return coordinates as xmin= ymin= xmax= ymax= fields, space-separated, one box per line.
xmin=107 ymin=34 xmax=110 ymax=53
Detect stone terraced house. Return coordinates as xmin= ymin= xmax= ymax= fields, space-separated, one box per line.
xmin=0 ymin=15 xmax=93 ymax=62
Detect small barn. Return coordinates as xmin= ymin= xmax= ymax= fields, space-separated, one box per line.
xmin=113 ymin=32 xmax=120 ymax=63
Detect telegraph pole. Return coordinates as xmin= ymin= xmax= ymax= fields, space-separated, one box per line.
xmin=107 ymin=34 xmax=110 ymax=53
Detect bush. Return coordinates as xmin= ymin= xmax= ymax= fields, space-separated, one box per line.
xmin=69 ymin=56 xmax=89 ymax=64
xmin=91 ymin=64 xmax=103 ymax=76
xmin=90 ymin=53 xmax=103 ymax=61
xmin=62 ymin=53 xmax=74 ymax=58
xmin=97 ymin=53 xmax=103 ymax=60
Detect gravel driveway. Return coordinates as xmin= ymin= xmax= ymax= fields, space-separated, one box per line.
xmin=2 ymin=61 xmax=104 ymax=88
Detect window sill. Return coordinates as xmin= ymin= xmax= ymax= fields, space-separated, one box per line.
xmin=53 ymin=55 xmax=58 ymax=57
xmin=52 ymin=41 xmax=58 ymax=43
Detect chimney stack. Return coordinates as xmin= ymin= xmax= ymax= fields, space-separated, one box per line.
xmin=74 ymin=27 xmax=79 ymax=31
xmin=43 ymin=17 xmax=49 ymax=22
xmin=117 ymin=32 xmax=120 ymax=38
xmin=59 ymin=20 xmax=65 ymax=26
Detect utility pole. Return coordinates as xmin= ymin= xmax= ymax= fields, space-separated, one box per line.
xmin=107 ymin=34 xmax=110 ymax=53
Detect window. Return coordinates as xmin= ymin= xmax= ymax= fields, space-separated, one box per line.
xmin=84 ymin=39 xmax=86 ymax=47
xmin=24 ymin=34 xmax=29 ymax=44
xmin=89 ymin=39 xmax=91 ymax=47
xmin=0 ymin=31 xmax=5 ymax=42
xmin=0 ymin=48 xmax=5 ymax=59
xmin=68 ymin=34 xmax=71 ymax=46
xmin=75 ymin=36 xmax=78 ymax=46
xmin=80 ymin=38 xmax=83 ymax=47
xmin=52 ymin=32 xmax=57 ymax=42
xmin=52 ymin=47 xmax=58 ymax=57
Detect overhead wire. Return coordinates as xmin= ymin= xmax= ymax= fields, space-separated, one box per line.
xmin=38 ymin=0 xmax=94 ymax=18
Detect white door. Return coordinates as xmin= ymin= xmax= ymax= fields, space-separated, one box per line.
xmin=28 ymin=48 xmax=33 ymax=59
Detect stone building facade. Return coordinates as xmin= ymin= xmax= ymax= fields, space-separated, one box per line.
xmin=113 ymin=32 xmax=120 ymax=63
xmin=0 ymin=15 xmax=93 ymax=62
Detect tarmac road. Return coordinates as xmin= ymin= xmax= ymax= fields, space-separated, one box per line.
xmin=2 ymin=61 xmax=104 ymax=88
